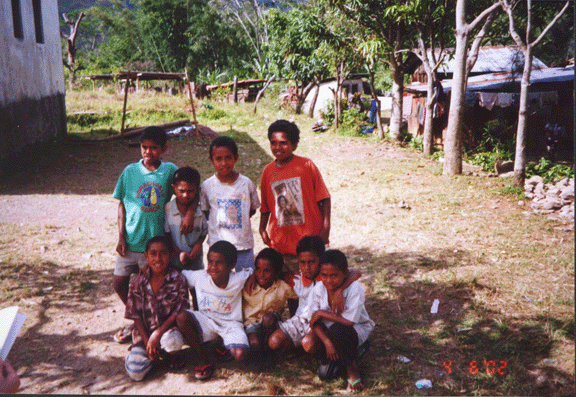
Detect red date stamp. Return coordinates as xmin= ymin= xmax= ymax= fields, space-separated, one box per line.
xmin=442 ymin=360 xmax=508 ymax=375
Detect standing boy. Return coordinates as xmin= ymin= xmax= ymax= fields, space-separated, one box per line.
xmin=112 ymin=126 xmax=195 ymax=343
xmin=259 ymin=120 xmax=331 ymax=271
xmin=201 ymin=136 xmax=260 ymax=271
xmin=164 ymin=166 xmax=208 ymax=270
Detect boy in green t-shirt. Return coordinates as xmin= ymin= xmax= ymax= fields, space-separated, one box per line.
xmin=112 ymin=126 xmax=195 ymax=343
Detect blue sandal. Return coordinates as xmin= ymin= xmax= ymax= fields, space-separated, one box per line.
xmin=347 ymin=378 xmax=364 ymax=393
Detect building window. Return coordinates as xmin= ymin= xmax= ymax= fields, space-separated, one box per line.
xmin=32 ymin=0 xmax=44 ymax=44
xmin=11 ymin=0 xmax=24 ymax=39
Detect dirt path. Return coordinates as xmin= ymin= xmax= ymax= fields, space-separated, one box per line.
xmin=1 ymin=134 xmax=573 ymax=395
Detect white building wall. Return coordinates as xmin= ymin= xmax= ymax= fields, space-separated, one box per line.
xmin=0 ymin=0 xmax=66 ymax=164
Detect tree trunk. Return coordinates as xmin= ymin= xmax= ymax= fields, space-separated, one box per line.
xmin=512 ymin=49 xmax=533 ymax=187
xmin=308 ymin=79 xmax=320 ymax=118
xmin=253 ymin=75 xmax=275 ymax=114
xmin=389 ymin=67 xmax=404 ymax=140
xmin=296 ymin=81 xmax=314 ymax=115
xmin=443 ymin=0 xmax=468 ymax=175
xmin=423 ymin=75 xmax=436 ymax=156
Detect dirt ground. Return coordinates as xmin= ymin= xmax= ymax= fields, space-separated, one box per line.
xmin=0 ymin=132 xmax=573 ymax=395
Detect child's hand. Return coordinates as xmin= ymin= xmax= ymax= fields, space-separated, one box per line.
xmin=189 ymin=244 xmax=202 ymax=261
xmin=146 ymin=330 xmax=162 ymax=361
xmin=325 ymin=340 xmax=339 ymax=361
xmin=116 ymin=236 xmax=127 ymax=257
xmin=259 ymin=229 xmax=271 ymax=246
xmin=244 ymin=274 xmax=256 ymax=295
xmin=180 ymin=252 xmax=193 ymax=268
xmin=180 ymin=217 xmax=194 ymax=235
xmin=0 ymin=359 xmax=20 ymax=394
xmin=332 ymin=289 xmax=344 ymax=314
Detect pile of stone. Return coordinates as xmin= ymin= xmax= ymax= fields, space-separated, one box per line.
xmin=524 ymin=176 xmax=574 ymax=222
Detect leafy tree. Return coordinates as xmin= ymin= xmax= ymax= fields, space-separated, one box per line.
xmin=323 ymin=0 xmax=413 ymax=140
xmin=266 ymin=7 xmax=331 ymax=114
xmin=402 ymin=0 xmax=454 ymax=156
xmin=500 ymin=0 xmax=571 ymax=187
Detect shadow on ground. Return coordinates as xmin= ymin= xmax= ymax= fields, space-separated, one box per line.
xmin=0 ymin=128 xmax=272 ymax=195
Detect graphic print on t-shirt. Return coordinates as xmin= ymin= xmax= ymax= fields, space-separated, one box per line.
xmin=216 ymin=198 xmax=242 ymax=229
xmin=272 ymin=177 xmax=304 ymax=226
xmin=136 ymin=182 xmax=165 ymax=213
xmin=198 ymin=288 xmax=233 ymax=316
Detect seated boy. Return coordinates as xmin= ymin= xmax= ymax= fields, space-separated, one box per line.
xmin=124 ymin=236 xmax=190 ymax=381
xmin=242 ymin=248 xmax=297 ymax=364
xmin=259 ymin=120 xmax=331 ymax=272
xmin=177 ymin=240 xmax=252 ymax=381
xmin=164 ymin=166 xmax=208 ymax=270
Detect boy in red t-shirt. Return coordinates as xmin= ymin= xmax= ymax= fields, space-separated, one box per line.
xmin=259 ymin=119 xmax=331 ymax=272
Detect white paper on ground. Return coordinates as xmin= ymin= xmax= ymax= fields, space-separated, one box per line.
xmin=431 ymin=299 xmax=440 ymax=314
xmin=0 ymin=306 xmax=26 ymax=360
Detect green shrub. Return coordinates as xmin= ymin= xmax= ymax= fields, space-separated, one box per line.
xmin=199 ymin=107 xmax=228 ymax=120
xmin=526 ymin=157 xmax=574 ymax=183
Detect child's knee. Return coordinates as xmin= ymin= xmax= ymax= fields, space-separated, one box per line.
xmin=231 ymin=347 xmax=248 ymax=361
xmin=261 ymin=313 xmax=278 ymax=330
xmin=268 ymin=329 xmax=286 ymax=350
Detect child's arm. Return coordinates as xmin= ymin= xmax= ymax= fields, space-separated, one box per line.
xmin=317 ymin=198 xmax=331 ymax=245
xmin=312 ymin=320 xmax=339 ymax=361
xmin=116 ymin=201 xmax=127 ymax=256
xmin=310 ymin=310 xmax=354 ymax=329
xmin=188 ymin=235 xmax=206 ymax=262
xmin=146 ymin=312 xmax=179 ymax=361
xmin=259 ymin=212 xmax=271 ymax=246
xmin=331 ymin=270 xmax=361 ymax=314
xmin=180 ymin=194 xmax=200 ymax=234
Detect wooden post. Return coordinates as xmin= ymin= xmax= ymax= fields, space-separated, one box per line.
xmin=120 ymin=70 xmax=130 ymax=134
xmin=185 ymin=68 xmax=199 ymax=137
xmin=233 ymin=76 xmax=238 ymax=104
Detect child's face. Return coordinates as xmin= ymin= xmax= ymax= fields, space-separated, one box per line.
xmin=298 ymin=251 xmax=320 ymax=280
xmin=319 ymin=263 xmax=347 ymax=292
xmin=270 ymin=132 xmax=297 ymax=162
xmin=210 ymin=146 xmax=238 ymax=178
xmin=255 ymin=258 xmax=276 ymax=289
xmin=207 ymin=251 xmax=233 ymax=287
xmin=172 ymin=180 xmax=198 ymax=207
xmin=140 ymin=139 xmax=167 ymax=166
xmin=145 ymin=241 xmax=171 ymax=276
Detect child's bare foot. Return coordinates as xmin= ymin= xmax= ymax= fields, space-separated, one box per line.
xmin=346 ymin=363 xmax=364 ymax=393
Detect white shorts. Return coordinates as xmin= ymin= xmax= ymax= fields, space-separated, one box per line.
xmin=114 ymin=251 xmax=147 ymax=276
xmin=279 ymin=315 xmax=310 ymax=347
xmin=187 ymin=310 xmax=249 ymax=350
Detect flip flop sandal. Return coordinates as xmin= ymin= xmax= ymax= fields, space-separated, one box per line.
xmin=215 ymin=347 xmax=234 ymax=362
xmin=113 ymin=326 xmax=133 ymax=343
xmin=347 ymin=378 xmax=364 ymax=393
xmin=194 ymin=363 xmax=214 ymax=381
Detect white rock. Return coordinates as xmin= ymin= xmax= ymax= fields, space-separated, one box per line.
xmin=526 ymin=175 xmax=544 ymax=185
xmin=518 ymin=201 xmax=525 ymax=206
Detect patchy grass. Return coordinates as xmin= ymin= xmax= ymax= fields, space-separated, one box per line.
xmin=0 ymin=90 xmax=573 ymax=395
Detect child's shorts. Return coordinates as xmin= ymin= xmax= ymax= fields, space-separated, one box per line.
xmin=235 ymin=249 xmax=255 ymax=272
xmin=278 ymin=315 xmax=310 ymax=347
xmin=125 ymin=328 xmax=184 ymax=381
xmin=245 ymin=312 xmax=282 ymax=335
xmin=187 ymin=310 xmax=249 ymax=350
xmin=114 ymin=251 xmax=147 ymax=276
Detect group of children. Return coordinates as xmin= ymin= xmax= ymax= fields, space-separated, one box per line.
xmin=112 ymin=120 xmax=374 ymax=392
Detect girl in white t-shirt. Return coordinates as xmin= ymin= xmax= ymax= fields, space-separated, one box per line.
xmin=301 ymin=249 xmax=375 ymax=393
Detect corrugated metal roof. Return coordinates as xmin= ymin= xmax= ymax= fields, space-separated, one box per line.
xmin=405 ymin=65 xmax=574 ymax=93
xmin=438 ymin=46 xmax=548 ymax=74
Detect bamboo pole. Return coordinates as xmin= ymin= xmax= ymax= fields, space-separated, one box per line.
xmin=120 ymin=70 xmax=131 ymax=134
xmin=185 ymin=68 xmax=199 ymax=137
